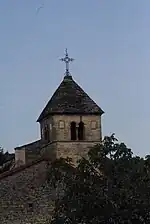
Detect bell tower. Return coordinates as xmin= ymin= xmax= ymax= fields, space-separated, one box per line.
xmin=37 ymin=50 xmax=104 ymax=163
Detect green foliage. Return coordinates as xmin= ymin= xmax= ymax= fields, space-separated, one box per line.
xmin=0 ymin=147 xmax=14 ymax=173
xmin=50 ymin=134 xmax=150 ymax=223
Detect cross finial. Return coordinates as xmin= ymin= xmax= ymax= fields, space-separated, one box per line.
xmin=60 ymin=49 xmax=74 ymax=76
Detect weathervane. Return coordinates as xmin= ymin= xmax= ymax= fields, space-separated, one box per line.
xmin=60 ymin=49 xmax=74 ymax=76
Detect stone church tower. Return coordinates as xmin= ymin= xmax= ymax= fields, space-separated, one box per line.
xmin=15 ymin=49 xmax=104 ymax=165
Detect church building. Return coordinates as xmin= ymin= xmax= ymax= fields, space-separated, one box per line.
xmin=15 ymin=49 xmax=104 ymax=166
xmin=0 ymin=50 xmax=105 ymax=223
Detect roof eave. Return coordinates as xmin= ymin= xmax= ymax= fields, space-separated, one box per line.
xmin=37 ymin=110 xmax=104 ymax=123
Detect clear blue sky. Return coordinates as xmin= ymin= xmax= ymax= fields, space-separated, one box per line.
xmin=0 ymin=0 xmax=149 ymax=156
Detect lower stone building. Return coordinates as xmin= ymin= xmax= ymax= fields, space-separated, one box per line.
xmin=0 ymin=158 xmax=54 ymax=223
xmin=0 ymin=50 xmax=104 ymax=223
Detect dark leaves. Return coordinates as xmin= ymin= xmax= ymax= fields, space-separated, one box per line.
xmin=50 ymin=135 xmax=150 ymax=223
xmin=0 ymin=147 xmax=14 ymax=173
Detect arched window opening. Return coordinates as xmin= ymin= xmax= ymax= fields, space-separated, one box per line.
xmin=78 ymin=122 xmax=84 ymax=140
xmin=44 ymin=125 xmax=50 ymax=142
xmin=70 ymin=122 xmax=76 ymax=140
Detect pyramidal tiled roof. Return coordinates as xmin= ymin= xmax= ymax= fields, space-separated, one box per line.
xmin=37 ymin=75 xmax=104 ymax=122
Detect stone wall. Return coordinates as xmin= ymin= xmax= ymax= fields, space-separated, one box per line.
xmin=40 ymin=116 xmax=54 ymax=142
xmin=0 ymin=158 xmax=55 ymax=224
xmin=15 ymin=148 xmax=26 ymax=165
xmin=53 ymin=114 xmax=102 ymax=142
xmin=39 ymin=114 xmax=102 ymax=143
xmin=56 ymin=141 xmax=100 ymax=164
xmin=39 ymin=114 xmax=101 ymax=164
xmin=40 ymin=141 xmax=99 ymax=165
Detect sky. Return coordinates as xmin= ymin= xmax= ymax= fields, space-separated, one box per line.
xmin=0 ymin=0 xmax=150 ymax=156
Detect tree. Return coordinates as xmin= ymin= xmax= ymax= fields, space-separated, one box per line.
xmin=50 ymin=134 xmax=150 ymax=223
xmin=0 ymin=147 xmax=14 ymax=173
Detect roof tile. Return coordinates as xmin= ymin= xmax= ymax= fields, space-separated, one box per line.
xmin=37 ymin=75 xmax=104 ymax=122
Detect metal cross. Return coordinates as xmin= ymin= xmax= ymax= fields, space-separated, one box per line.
xmin=60 ymin=49 xmax=74 ymax=76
